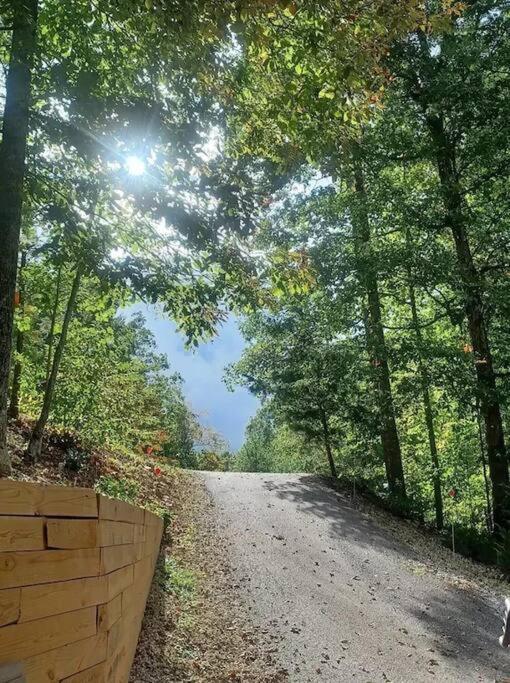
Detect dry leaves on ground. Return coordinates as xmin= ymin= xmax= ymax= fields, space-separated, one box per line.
xmin=130 ymin=471 xmax=288 ymax=683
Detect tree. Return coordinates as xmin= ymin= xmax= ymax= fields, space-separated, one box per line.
xmin=228 ymin=297 xmax=361 ymax=478
xmin=235 ymin=404 xmax=275 ymax=473
xmin=26 ymin=262 xmax=83 ymax=460
xmin=0 ymin=0 xmax=279 ymax=474
xmin=227 ymin=0 xmax=510 ymax=536
xmin=8 ymin=250 xmax=27 ymax=421
xmin=235 ymin=402 xmax=325 ymax=474
xmin=11 ymin=258 xmax=199 ymax=458
xmin=388 ymin=3 xmax=510 ymax=531
xmin=0 ymin=0 xmax=38 ymax=474
xmin=351 ymin=151 xmax=406 ymax=496
xmin=221 ymin=2 xmax=458 ymax=496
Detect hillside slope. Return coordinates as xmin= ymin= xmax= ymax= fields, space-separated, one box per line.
xmin=5 ymin=420 xmax=286 ymax=682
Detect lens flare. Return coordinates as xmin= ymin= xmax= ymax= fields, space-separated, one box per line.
xmin=125 ymin=155 xmax=146 ymax=176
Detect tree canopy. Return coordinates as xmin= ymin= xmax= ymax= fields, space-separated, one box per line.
xmin=1 ymin=0 xmax=510 ymax=565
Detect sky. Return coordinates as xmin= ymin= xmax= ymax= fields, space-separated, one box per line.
xmin=130 ymin=304 xmax=259 ymax=451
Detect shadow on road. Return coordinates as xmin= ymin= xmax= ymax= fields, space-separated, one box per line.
xmin=262 ymin=473 xmax=510 ymax=678
xmin=262 ymin=474 xmax=420 ymax=559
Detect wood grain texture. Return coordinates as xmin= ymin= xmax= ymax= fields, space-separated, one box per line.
xmin=23 ymin=633 xmax=107 ymax=683
xmin=98 ymin=520 xmax=134 ymax=547
xmin=0 ymin=607 xmax=97 ymax=664
xmin=0 ymin=548 xmax=100 ymax=589
xmin=100 ymin=544 xmax=135 ymax=574
xmin=0 ymin=517 xmax=44 ymax=552
xmin=19 ymin=576 xmax=107 ymax=622
xmin=0 ymin=480 xmax=163 ymax=683
xmin=97 ymin=594 xmax=121 ymax=632
xmin=61 ymin=662 xmax=106 ymax=683
xmin=0 ymin=481 xmax=97 ymax=517
xmin=133 ymin=524 xmax=145 ymax=544
xmin=106 ymin=564 xmax=133 ymax=601
xmin=46 ymin=519 xmax=98 ymax=549
xmin=106 ymin=617 xmax=123 ymax=659
xmin=97 ymin=496 xmax=144 ymax=525
xmin=0 ymin=588 xmax=20 ymax=626
xmin=144 ymin=509 xmax=162 ymax=528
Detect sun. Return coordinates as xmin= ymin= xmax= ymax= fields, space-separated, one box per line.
xmin=125 ymin=155 xmax=146 ymax=176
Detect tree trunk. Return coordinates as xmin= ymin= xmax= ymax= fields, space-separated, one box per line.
xmin=0 ymin=0 xmax=38 ymax=476
xmin=405 ymin=234 xmax=443 ymax=529
xmin=476 ymin=397 xmax=493 ymax=533
xmin=352 ymin=161 xmax=406 ymax=498
xmin=426 ymin=113 xmax=510 ymax=533
xmin=319 ymin=407 xmax=338 ymax=478
xmin=45 ymin=262 xmax=63 ymax=384
xmin=26 ymin=265 xmax=83 ymax=461
xmin=8 ymin=251 xmax=27 ymax=420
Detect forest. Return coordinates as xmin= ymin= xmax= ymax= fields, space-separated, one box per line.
xmin=1 ymin=0 xmax=510 ymax=569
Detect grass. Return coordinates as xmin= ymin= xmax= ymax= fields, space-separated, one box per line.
xmin=162 ymin=557 xmax=197 ymax=601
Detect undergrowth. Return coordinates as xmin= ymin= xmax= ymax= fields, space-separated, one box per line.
xmin=162 ymin=557 xmax=197 ymax=600
xmin=95 ymin=474 xmax=140 ymax=503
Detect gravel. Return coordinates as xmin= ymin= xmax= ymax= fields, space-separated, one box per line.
xmin=201 ymin=471 xmax=510 ymax=683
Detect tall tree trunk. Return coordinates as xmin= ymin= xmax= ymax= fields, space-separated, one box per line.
xmin=8 ymin=251 xmax=27 ymax=420
xmin=426 ymin=113 xmax=510 ymax=533
xmin=476 ymin=397 xmax=493 ymax=533
xmin=319 ymin=407 xmax=338 ymax=478
xmin=352 ymin=160 xmax=406 ymax=498
xmin=45 ymin=262 xmax=63 ymax=384
xmin=0 ymin=0 xmax=38 ymax=476
xmin=405 ymin=233 xmax=443 ymax=529
xmin=26 ymin=265 xmax=83 ymax=461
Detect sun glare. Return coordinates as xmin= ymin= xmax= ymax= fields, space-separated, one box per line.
xmin=125 ymin=155 xmax=146 ymax=176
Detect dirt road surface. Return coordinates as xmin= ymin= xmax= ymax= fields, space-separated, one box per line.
xmin=201 ymin=472 xmax=510 ymax=683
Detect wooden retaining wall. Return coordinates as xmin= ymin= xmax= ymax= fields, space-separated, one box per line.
xmin=0 ymin=479 xmax=164 ymax=682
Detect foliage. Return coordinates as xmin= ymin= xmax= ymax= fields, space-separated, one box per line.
xmin=234 ymin=402 xmax=325 ymax=473
xmin=63 ymin=447 xmax=91 ymax=473
xmin=162 ymin=557 xmax=197 ymax=600
xmin=195 ymin=451 xmax=227 ymax=471
xmin=94 ymin=475 xmax=140 ymax=504
xmin=2 ymin=0 xmax=510 ymax=568
xmin=227 ymin=0 xmax=510 ymax=563
xmin=14 ymin=253 xmax=196 ymax=451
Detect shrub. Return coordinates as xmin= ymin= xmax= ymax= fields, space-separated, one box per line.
xmin=440 ymin=525 xmax=510 ymax=571
xmin=63 ymin=447 xmax=90 ymax=472
xmin=94 ymin=475 xmax=139 ymax=503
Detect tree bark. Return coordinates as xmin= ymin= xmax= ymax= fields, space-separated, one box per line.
xmin=319 ymin=407 xmax=338 ymax=478
xmin=426 ymin=113 xmax=510 ymax=533
xmin=8 ymin=251 xmax=27 ymax=420
xmin=476 ymin=397 xmax=493 ymax=533
xmin=45 ymin=262 xmax=63 ymax=384
xmin=26 ymin=265 xmax=83 ymax=461
xmin=405 ymin=233 xmax=443 ymax=529
xmin=0 ymin=0 xmax=38 ymax=476
xmin=352 ymin=161 xmax=406 ymax=498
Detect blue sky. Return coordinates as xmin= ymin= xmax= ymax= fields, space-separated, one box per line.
xmin=131 ymin=305 xmax=258 ymax=451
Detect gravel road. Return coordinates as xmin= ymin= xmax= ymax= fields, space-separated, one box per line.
xmin=200 ymin=471 xmax=510 ymax=683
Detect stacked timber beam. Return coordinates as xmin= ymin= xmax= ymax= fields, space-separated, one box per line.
xmin=0 ymin=479 xmax=164 ymax=682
